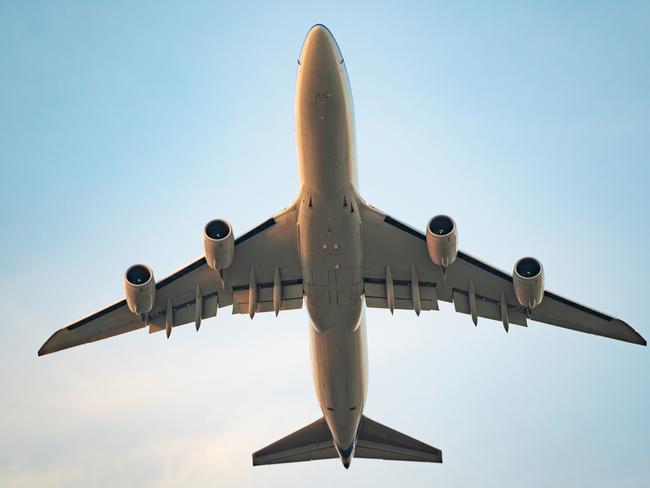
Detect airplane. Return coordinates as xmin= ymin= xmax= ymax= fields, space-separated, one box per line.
xmin=39 ymin=24 xmax=646 ymax=469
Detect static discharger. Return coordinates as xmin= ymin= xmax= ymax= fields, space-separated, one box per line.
xmin=195 ymin=285 xmax=203 ymax=331
xmin=500 ymin=291 xmax=509 ymax=332
xmin=273 ymin=267 xmax=282 ymax=316
xmin=410 ymin=264 xmax=421 ymax=316
xmin=468 ymin=281 xmax=478 ymax=326
xmin=165 ymin=299 xmax=173 ymax=338
xmin=248 ymin=265 xmax=257 ymax=319
xmin=385 ymin=265 xmax=395 ymax=314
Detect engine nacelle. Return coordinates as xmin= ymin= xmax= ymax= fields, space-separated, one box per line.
xmin=203 ymin=219 xmax=234 ymax=271
xmin=426 ymin=215 xmax=457 ymax=267
xmin=513 ymin=257 xmax=545 ymax=309
xmin=124 ymin=264 xmax=155 ymax=315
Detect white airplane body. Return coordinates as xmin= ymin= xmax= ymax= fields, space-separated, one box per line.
xmin=39 ymin=25 xmax=645 ymax=469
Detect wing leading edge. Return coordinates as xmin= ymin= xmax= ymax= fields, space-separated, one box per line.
xmin=359 ymin=202 xmax=645 ymax=346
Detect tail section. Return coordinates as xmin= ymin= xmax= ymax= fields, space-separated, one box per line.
xmin=252 ymin=415 xmax=442 ymax=467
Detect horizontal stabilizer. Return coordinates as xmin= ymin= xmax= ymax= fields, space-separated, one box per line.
xmin=252 ymin=415 xmax=442 ymax=466
xmin=253 ymin=417 xmax=337 ymax=465
xmin=356 ymin=416 xmax=442 ymax=463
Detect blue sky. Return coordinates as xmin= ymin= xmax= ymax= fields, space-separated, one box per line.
xmin=1 ymin=1 xmax=649 ymax=486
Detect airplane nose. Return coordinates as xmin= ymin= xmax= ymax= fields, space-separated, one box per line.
xmin=307 ymin=24 xmax=332 ymax=40
xmin=299 ymin=24 xmax=343 ymax=67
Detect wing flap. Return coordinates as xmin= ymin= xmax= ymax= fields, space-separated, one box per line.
xmin=232 ymin=281 xmax=304 ymax=315
xmin=232 ymin=298 xmax=303 ymax=315
xmin=364 ymin=280 xmax=441 ymax=312
xmin=452 ymin=289 xmax=528 ymax=327
xmin=148 ymin=289 xmax=228 ymax=332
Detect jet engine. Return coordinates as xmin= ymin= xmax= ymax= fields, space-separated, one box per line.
xmin=204 ymin=219 xmax=234 ymax=271
xmin=513 ymin=257 xmax=544 ymax=309
xmin=125 ymin=264 xmax=156 ymax=315
xmin=426 ymin=215 xmax=457 ymax=267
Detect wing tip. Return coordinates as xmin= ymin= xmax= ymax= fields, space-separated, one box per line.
xmin=37 ymin=328 xmax=73 ymax=357
xmin=630 ymin=329 xmax=647 ymax=346
xmin=37 ymin=332 xmax=58 ymax=357
xmin=610 ymin=319 xmax=647 ymax=346
xmin=38 ymin=340 xmax=59 ymax=356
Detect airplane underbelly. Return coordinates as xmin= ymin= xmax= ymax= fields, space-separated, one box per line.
xmin=295 ymin=22 xmax=366 ymax=454
xmin=310 ymin=314 xmax=367 ymax=449
xmin=298 ymin=197 xmax=364 ymax=331
xmin=298 ymin=194 xmax=367 ymax=449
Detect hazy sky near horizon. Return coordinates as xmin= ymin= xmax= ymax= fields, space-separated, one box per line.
xmin=1 ymin=1 xmax=649 ymax=487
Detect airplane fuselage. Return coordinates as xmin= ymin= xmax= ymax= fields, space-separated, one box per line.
xmin=295 ymin=25 xmax=367 ymax=464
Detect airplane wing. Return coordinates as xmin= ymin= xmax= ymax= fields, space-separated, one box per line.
xmin=38 ymin=205 xmax=303 ymax=356
xmin=358 ymin=202 xmax=646 ymax=346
